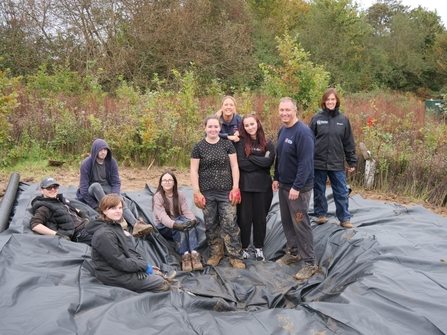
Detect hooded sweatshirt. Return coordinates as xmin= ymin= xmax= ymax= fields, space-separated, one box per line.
xmin=76 ymin=139 xmax=121 ymax=208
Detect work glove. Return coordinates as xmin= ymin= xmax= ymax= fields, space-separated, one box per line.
xmin=173 ymin=221 xmax=185 ymax=231
xmin=193 ymin=190 xmax=206 ymax=209
xmin=55 ymin=232 xmax=71 ymax=241
xmin=146 ymin=264 xmax=153 ymax=274
xmin=183 ymin=219 xmax=198 ymax=231
xmin=137 ymin=272 xmax=147 ymax=280
xmin=229 ymin=188 xmax=241 ymax=206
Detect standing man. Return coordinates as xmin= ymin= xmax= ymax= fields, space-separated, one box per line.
xmin=76 ymin=138 xmax=153 ymax=237
xmin=273 ymin=97 xmax=318 ymax=280
xmin=30 ymin=177 xmax=92 ymax=245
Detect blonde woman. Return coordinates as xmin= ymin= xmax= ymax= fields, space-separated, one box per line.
xmin=215 ymin=96 xmax=242 ymax=143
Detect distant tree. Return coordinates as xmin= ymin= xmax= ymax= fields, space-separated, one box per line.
xmin=298 ymin=0 xmax=372 ymax=92
xmin=260 ymin=34 xmax=329 ymax=114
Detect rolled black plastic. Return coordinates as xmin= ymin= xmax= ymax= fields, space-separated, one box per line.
xmin=0 ymin=172 xmax=20 ymax=233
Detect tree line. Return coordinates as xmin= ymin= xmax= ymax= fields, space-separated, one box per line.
xmin=0 ymin=0 xmax=446 ymax=95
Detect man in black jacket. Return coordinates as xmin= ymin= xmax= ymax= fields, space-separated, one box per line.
xmin=30 ymin=177 xmax=92 ymax=245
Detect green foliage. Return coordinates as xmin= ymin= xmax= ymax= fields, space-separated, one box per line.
xmin=260 ymin=34 xmax=329 ymax=115
xmin=0 ymin=62 xmax=20 ymax=160
xmin=347 ymin=91 xmax=447 ymax=205
xmin=298 ymin=0 xmax=373 ymax=92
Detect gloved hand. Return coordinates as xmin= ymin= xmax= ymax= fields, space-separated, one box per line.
xmin=183 ymin=219 xmax=198 ymax=231
xmin=137 ymin=272 xmax=147 ymax=280
xmin=55 ymin=232 xmax=71 ymax=241
xmin=229 ymin=188 xmax=241 ymax=206
xmin=146 ymin=264 xmax=153 ymax=274
xmin=193 ymin=191 xmax=206 ymax=209
xmin=173 ymin=221 xmax=185 ymax=231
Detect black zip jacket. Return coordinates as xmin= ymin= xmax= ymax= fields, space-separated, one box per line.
xmin=308 ymin=108 xmax=357 ymax=171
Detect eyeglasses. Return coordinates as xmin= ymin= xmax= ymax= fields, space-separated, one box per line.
xmin=161 ymin=179 xmax=174 ymax=184
xmin=44 ymin=185 xmax=59 ymax=191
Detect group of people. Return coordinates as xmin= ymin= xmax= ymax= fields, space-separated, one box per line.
xmin=29 ymin=88 xmax=357 ymax=292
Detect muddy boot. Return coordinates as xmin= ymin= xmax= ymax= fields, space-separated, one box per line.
xmin=316 ymin=216 xmax=327 ymax=225
xmin=182 ymin=253 xmax=193 ymax=272
xmin=191 ymin=252 xmax=203 ymax=271
xmin=206 ymin=243 xmax=224 ymax=267
xmin=340 ymin=221 xmax=353 ymax=228
xmin=119 ymin=217 xmax=128 ymax=230
xmin=206 ymin=254 xmax=224 ymax=267
xmin=154 ymin=270 xmax=177 ymax=284
xmin=132 ymin=218 xmax=153 ymax=237
xmin=229 ymin=258 xmax=246 ymax=269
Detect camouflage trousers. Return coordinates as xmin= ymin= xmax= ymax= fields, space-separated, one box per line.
xmin=202 ymin=199 xmax=243 ymax=260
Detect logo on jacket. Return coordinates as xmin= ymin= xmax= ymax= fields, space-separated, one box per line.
xmin=337 ymin=122 xmax=344 ymax=126
xmin=317 ymin=120 xmax=328 ymax=125
xmin=285 ymin=138 xmax=293 ymax=144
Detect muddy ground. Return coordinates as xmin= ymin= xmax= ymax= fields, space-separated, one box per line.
xmin=1 ymin=165 xmax=447 ymax=218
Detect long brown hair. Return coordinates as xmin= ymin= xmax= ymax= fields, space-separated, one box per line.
xmin=239 ymin=114 xmax=268 ymax=156
xmin=153 ymin=170 xmax=180 ymax=218
xmin=320 ymin=88 xmax=341 ymax=109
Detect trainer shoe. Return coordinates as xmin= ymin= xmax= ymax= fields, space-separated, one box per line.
xmin=206 ymin=254 xmax=224 ymax=267
xmin=132 ymin=218 xmax=153 ymax=237
xmin=229 ymin=258 xmax=246 ymax=269
xmin=242 ymin=249 xmax=250 ymax=259
xmin=316 ymin=216 xmax=327 ymax=225
xmin=340 ymin=221 xmax=353 ymax=228
xmin=276 ymin=251 xmax=302 ymax=265
xmin=294 ymin=263 xmax=318 ymax=280
xmin=255 ymin=248 xmax=265 ymax=261
xmin=182 ymin=253 xmax=193 ymax=272
xmin=191 ymin=252 xmax=204 ymax=271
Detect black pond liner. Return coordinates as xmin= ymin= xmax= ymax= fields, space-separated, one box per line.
xmin=1 ymin=180 xmax=447 ymax=335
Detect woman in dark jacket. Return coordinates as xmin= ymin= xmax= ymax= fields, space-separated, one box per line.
xmin=235 ymin=114 xmax=275 ymax=261
xmin=308 ymin=88 xmax=357 ymax=229
xmin=86 ymin=194 xmax=170 ymax=293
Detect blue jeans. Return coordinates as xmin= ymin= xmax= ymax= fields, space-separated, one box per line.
xmin=157 ymin=216 xmax=199 ymax=255
xmin=314 ymin=169 xmax=350 ymax=222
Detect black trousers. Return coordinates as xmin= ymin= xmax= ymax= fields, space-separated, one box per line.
xmin=237 ymin=189 xmax=273 ymax=249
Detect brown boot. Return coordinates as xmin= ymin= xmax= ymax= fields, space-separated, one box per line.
xmin=191 ymin=253 xmax=203 ymax=271
xmin=132 ymin=218 xmax=153 ymax=237
xmin=316 ymin=216 xmax=327 ymax=225
xmin=229 ymin=258 xmax=246 ymax=269
xmin=182 ymin=253 xmax=193 ymax=272
xmin=119 ymin=217 xmax=128 ymax=230
xmin=206 ymin=254 xmax=223 ymax=267
xmin=340 ymin=221 xmax=353 ymax=228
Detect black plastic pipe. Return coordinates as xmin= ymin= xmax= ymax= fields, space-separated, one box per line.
xmin=0 ymin=172 xmax=20 ymax=233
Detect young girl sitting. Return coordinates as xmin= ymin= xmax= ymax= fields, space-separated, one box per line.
xmin=153 ymin=171 xmax=202 ymax=272
xmin=87 ymin=194 xmax=171 ymax=293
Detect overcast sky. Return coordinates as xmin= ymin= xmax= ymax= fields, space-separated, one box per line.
xmin=358 ymin=0 xmax=447 ymax=28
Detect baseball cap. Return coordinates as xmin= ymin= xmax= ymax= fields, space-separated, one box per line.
xmin=40 ymin=177 xmax=60 ymax=189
